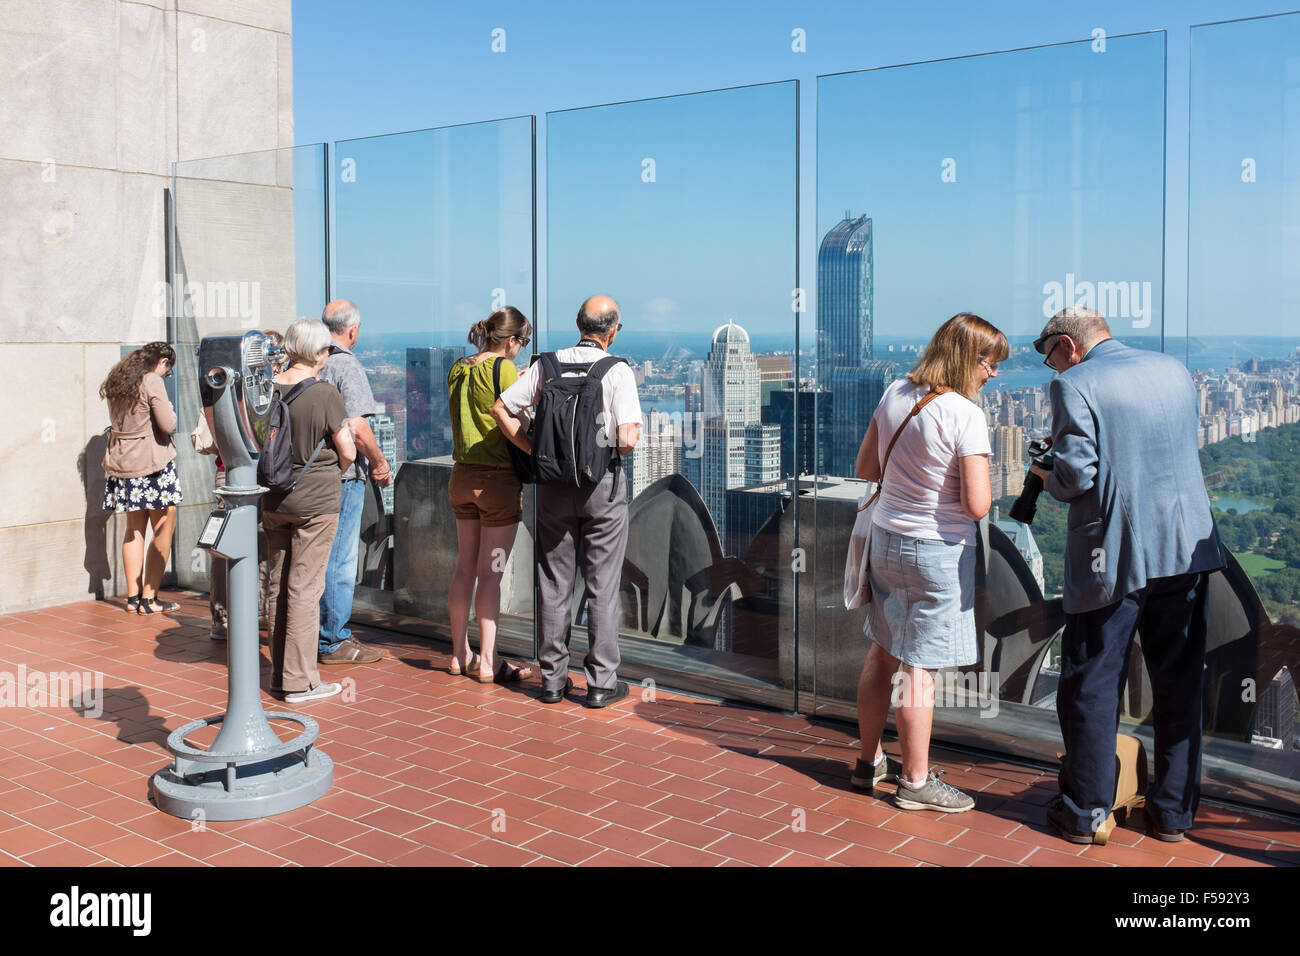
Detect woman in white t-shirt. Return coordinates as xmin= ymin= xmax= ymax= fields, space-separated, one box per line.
xmin=848 ymin=312 xmax=1007 ymax=813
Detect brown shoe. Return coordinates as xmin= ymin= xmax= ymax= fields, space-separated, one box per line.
xmin=319 ymin=637 xmax=384 ymax=665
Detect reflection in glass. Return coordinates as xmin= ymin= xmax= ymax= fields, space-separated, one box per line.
xmin=169 ymin=145 xmax=328 ymax=596
xmin=548 ymin=83 xmax=796 ymax=700
xmin=1189 ymin=13 xmax=1300 ymax=801
xmin=330 ymin=119 xmax=534 ymax=619
xmin=815 ymin=33 xmax=1169 ymax=777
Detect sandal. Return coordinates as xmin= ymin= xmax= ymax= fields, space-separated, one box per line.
xmin=448 ymin=653 xmax=480 ymax=677
xmin=476 ymin=660 xmax=533 ymax=684
xmin=126 ymin=595 xmax=152 ymax=615
xmin=142 ymin=596 xmax=180 ymax=612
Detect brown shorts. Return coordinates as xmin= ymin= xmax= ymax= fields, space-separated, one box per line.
xmin=449 ymin=462 xmax=523 ymax=527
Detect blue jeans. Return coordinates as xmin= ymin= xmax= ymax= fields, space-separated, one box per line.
xmin=319 ymin=478 xmax=366 ymax=654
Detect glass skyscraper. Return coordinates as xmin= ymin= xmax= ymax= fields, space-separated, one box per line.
xmin=828 ymin=360 xmax=901 ymax=478
xmin=817 ymin=214 xmax=885 ymax=476
xmin=816 ymin=214 xmax=873 ymax=387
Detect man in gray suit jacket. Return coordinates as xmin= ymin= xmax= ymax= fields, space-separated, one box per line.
xmin=1029 ymin=306 xmax=1224 ymax=845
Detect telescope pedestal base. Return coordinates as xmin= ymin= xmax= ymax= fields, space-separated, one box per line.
xmin=150 ymin=749 xmax=334 ymax=822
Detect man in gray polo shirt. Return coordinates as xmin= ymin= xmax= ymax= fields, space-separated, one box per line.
xmin=317 ymin=299 xmax=391 ymax=665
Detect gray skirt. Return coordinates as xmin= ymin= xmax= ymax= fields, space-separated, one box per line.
xmin=864 ymin=527 xmax=978 ymax=669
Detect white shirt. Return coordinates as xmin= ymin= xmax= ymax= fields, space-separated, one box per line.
xmin=498 ymin=344 xmax=643 ymax=438
xmin=870 ymin=378 xmax=990 ymax=545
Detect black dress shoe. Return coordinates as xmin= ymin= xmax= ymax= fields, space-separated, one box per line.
xmin=539 ymin=677 xmax=573 ymax=705
xmin=1046 ymin=796 xmax=1099 ymax=845
xmin=1147 ymin=818 xmax=1187 ymax=843
xmin=585 ymin=680 xmax=629 ymax=709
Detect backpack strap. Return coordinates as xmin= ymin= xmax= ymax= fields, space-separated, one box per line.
xmin=282 ymin=377 xmax=319 ymax=404
xmin=586 ymin=356 xmax=630 ymax=501
xmin=587 ymin=355 xmax=628 ymax=382
xmin=538 ymin=352 xmax=563 ymax=383
xmin=280 ymin=377 xmax=328 ymax=475
xmin=492 ymin=356 xmax=503 ymax=397
xmin=300 ymin=435 xmax=327 ymax=475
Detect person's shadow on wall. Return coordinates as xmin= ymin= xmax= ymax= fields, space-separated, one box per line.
xmin=79 ymin=429 xmax=112 ymax=601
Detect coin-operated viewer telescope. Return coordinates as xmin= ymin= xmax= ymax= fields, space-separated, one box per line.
xmin=150 ymin=330 xmax=333 ymax=820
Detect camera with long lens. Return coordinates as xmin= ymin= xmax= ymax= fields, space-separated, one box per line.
xmin=1008 ymin=436 xmax=1053 ymax=525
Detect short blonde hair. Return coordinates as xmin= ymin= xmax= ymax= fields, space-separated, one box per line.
xmin=284 ymin=317 xmax=332 ymax=366
xmin=908 ymin=313 xmax=1009 ymax=400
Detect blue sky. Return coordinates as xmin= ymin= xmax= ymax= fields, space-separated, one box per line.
xmin=291 ymin=1 xmax=1300 ymax=349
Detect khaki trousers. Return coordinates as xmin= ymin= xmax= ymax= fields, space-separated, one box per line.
xmin=263 ymin=510 xmax=339 ymax=692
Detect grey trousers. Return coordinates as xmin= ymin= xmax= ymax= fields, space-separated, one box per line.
xmin=536 ymin=469 xmax=629 ymax=692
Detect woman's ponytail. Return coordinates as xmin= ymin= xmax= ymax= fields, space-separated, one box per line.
xmin=468 ymin=319 xmax=491 ymax=350
xmin=468 ymin=307 xmax=532 ymax=352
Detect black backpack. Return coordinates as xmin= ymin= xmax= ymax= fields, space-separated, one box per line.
xmin=491 ymin=357 xmax=538 ymax=485
xmin=528 ymin=351 xmax=628 ymax=496
xmin=257 ymin=379 xmax=327 ymax=495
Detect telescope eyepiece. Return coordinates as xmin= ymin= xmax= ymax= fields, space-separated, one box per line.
xmin=205 ymin=366 xmax=232 ymax=390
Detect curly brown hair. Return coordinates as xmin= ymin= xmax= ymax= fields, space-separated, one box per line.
xmin=99 ymin=341 xmax=175 ymax=402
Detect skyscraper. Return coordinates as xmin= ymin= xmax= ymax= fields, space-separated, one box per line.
xmin=818 ymin=214 xmax=885 ymax=477
xmin=829 ymin=360 xmax=901 ymax=478
xmin=627 ymin=408 xmax=683 ymax=500
xmin=756 ymin=355 xmax=795 ymax=407
xmin=405 ymin=346 xmax=465 ymax=460
xmin=701 ymin=320 xmax=760 ymax=539
xmin=817 ymin=214 xmax=873 ymax=387
xmin=682 ymin=383 xmax=703 ymax=493
xmin=744 ymin=423 xmax=780 ymax=487
xmin=371 ymin=411 xmax=398 ymax=514
xmin=993 ymin=424 xmax=1025 ymax=498
xmin=763 ymin=388 xmax=833 ymax=476
xmin=1255 ymin=666 xmax=1296 ymax=749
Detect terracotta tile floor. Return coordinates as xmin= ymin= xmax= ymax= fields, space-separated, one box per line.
xmin=0 ymin=594 xmax=1297 ymax=867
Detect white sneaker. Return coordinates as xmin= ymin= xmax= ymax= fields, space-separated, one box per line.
xmin=284 ymin=681 xmax=342 ymax=703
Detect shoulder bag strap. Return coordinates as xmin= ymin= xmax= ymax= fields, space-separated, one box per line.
xmin=492 ymin=356 xmax=503 ymax=397
xmin=861 ymin=385 xmax=952 ymax=511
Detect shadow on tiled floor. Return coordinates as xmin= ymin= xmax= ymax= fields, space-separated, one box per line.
xmin=0 ymin=593 xmax=1295 ymax=867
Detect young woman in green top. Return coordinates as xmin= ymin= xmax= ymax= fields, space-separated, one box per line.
xmin=446 ymin=307 xmax=535 ymax=683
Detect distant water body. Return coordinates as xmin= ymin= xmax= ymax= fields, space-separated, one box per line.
xmin=370 ymin=332 xmax=1298 ymax=386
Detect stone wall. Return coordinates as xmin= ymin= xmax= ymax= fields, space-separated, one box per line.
xmin=0 ymin=0 xmax=294 ymax=613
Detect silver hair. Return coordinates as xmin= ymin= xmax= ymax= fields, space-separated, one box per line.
xmin=1040 ymin=306 xmax=1111 ymax=351
xmin=576 ymin=300 xmax=620 ymax=337
xmin=284 ymin=317 xmax=333 ymax=366
xmin=321 ymin=299 xmax=361 ymax=335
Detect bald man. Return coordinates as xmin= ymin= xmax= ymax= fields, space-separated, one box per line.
xmin=493 ymin=296 xmax=642 ymax=707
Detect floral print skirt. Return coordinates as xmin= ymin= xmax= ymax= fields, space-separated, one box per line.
xmin=103 ymin=460 xmax=184 ymax=513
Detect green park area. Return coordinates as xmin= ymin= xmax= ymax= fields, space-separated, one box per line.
xmin=1199 ymin=422 xmax=1300 ymax=621
xmin=998 ymin=423 xmax=1300 ymax=626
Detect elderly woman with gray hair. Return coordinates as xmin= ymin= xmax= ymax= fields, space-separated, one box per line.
xmin=262 ymin=318 xmax=357 ymax=703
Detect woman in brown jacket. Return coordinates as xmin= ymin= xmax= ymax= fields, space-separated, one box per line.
xmin=101 ymin=342 xmax=184 ymax=614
